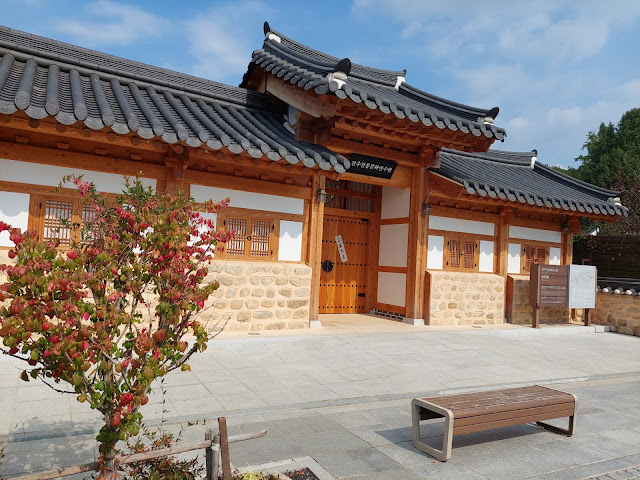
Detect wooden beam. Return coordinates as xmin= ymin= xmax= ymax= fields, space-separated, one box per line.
xmin=265 ymin=77 xmax=338 ymax=119
xmin=294 ymin=111 xmax=334 ymax=144
xmin=325 ymin=136 xmax=420 ymax=165
xmin=405 ymin=166 xmax=428 ymax=320
xmin=183 ymin=169 xmax=312 ymax=199
xmin=0 ymin=140 xmax=167 ymax=179
xmin=307 ymin=174 xmax=325 ymax=321
xmin=562 ymin=232 xmax=574 ymax=266
xmin=340 ymin=164 xmax=412 ymax=189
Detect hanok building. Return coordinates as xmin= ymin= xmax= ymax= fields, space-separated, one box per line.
xmin=0 ymin=23 xmax=627 ymax=330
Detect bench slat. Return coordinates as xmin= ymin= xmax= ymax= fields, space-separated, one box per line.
xmin=448 ymin=402 xmax=575 ymax=427
xmin=453 ymin=407 xmax=575 ymax=435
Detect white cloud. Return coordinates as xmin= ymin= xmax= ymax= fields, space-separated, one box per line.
xmin=55 ymin=1 xmax=170 ymax=47
xmin=184 ymin=1 xmax=272 ymax=82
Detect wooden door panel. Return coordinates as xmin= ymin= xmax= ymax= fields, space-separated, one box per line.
xmin=319 ymin=215 xmax=369 ymax=314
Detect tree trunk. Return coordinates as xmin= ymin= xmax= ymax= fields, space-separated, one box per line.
xmin=99 ymin=447 xmax=119 ymax=479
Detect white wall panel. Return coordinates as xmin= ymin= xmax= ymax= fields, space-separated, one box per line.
xmin=429 ymin=215 xmax=495 ymax=236
xmin=427 ymin=235 xmax=444 ymax=269
xmin=0 ymin=191 xmax=29 ymax=247
xmin=190 ymin=185 xmax=303 ymax=215
xmin=479 ymin=240 xmax=495 ymax=273
xmin=549 ymin=247 xmax=562 ymax=265
xmin=0 ymin=159 xmax=155 ymax=193
xmin=278 ymin=220 xmax=303 ymax=262
xmin=378 ymin=223 xmax=409 ymax=267
xmin=509 ymin=225 xmax=561 ymax=243
xmin=380 ymin=187 xmax=410 ymax=219
xmin=508 ymin=243 xmax=521 ymax=274
xmin=377 ymin=272 xmax=406 ymax=306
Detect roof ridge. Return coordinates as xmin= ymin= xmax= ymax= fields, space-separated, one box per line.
xmin=400 ymin=83 xmax=492 ymax=117
xmin=266 ymin=24 xmax=405 ymax=83
xmin=0 ymin=25 xmax=273 ymax=111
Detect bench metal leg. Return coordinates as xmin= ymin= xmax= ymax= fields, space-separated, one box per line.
xmin=536 ymin=394 xmax=578 ymax=437
xmin=411 ymin=399 xmax=454 ymax=462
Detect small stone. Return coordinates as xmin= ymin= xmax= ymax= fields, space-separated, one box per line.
xmin=293 ymin=310 xmax=308 ymax=319
xmin=279 ymin=288 xmax=293 ymax=297
xmin=251 ymin=324 xmax=262 ymax=331
xmin=230 ymin=300 xmax=243 ymax=310
xmin=263 ymin=266 xmax=271 ymax=272
xmin=261 ymin=300 xmax=274 ymax=308
xmin=276 ymin=277 xmax=288 ymax=285
xmin=253 ymin=311 xmax=273 ymax=319
xmin=237 ymin=311 xmax=250 ymax=322
xmin=272 ymin=267 xmax=281 ymax=274
xmin=213 ymin=300 xmax=227 ymax=309
xmin=266 ymin=288 xmax=275 ymax=298
xmin=287 ymin=300 xmax=309 ymax=309
xmin=247 ymin=266 xmax=262 ymax=274
xmin=288 ymin=322 xmax=306 ymax=329
xmin=250 ymin=277 xmax=260 ymax=285
xmin=225 ymin=288 xmax=237 ymax=298
xmin=289 ymin=277 xmax=302 ymax=287
xmin=264 ymin=322 xmax=286 ymax=330
xmin=234 ymin=277 xmax=246 ymax=286
xmin=283 ymin=267 xmax=293 ymax=276
xmin=302 ymin=278 xmax=310 ymax=286
xmin=252 ymin=288 xmax=264 ymax=297
xmin=277 ymin=300 xmax=286 ymax=307
xmin=294 ymin=268 xmax=310 ymax=276
xmin=239 ymin=288 xmax=250 ymax=297
xmin=276 ymin=310 xmax=292 ymax=319
xmin=245 ymin=300 xmax=259 ymax=309
xmin=224 ymin=264 xmax=243 ymax=275
xmin=218 ymin=276 xmax=233 ymax=286
xmin=228 ymin=324 xmax=249 ymax=331
xmin=261 ymin=276 xmax=274 ymax=286
xmin=208 ymin=264 xmax=222 ymax=273
xmin=295 ymin=288 xmax=310 ymax=298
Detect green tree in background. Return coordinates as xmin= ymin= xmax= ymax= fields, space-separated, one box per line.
xmin=568 ymin=108 xmax=640 ymax=235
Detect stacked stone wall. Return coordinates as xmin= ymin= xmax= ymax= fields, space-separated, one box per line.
xmin=204 ymin=260 xmax=311 ymax=331
xmin=426 ymin=271 xmax=505 ymax=326
xmin=592 ymin=293 xmax=640 ymax=336
xmin=506 ymin=275 xmax=571 ymax=324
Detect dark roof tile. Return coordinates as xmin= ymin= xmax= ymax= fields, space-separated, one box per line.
xmin=0 ymin=25 xmax=349 ymax=173
xmin=435 ymin=149 xmax=628 ymax=217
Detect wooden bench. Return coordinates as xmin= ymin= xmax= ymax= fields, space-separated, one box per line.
xmin=411 ymin=385 xmax=577 ymax=461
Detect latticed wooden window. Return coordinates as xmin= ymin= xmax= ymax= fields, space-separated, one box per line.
xmin=445 ymin=236 xmax=478 ymax=272
xmin=31 ymin=196 xmax=98 ymax=249
xmin=522 ymin=245 xmax=549 ymax=273
xmin=43 ymin=199 xmax=73 ymax=246
xmin=221 ymin=215 xmax=275 ymax=260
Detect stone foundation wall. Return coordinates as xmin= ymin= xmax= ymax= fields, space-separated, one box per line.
xmin=506 ymin=275 xmax=571 ymax=324
xmin=205 ymin=260 xmax=312 ymax=331
xmin=425 ymin=271 xmax=505 ymax=326
xmin=592 ymin=293 xmax=640 ymax=336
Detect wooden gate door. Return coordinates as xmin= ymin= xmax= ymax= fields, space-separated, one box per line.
xmin=318 ymin=215 xmax=369 ymax=313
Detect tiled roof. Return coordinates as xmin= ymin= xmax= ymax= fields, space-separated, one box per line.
xmin=435 ymin=149 xmax=628 ymax=217
xmin=243 ymin=23 xmax=506 ymax=141
xmin=0 ymin=26 xmax=350 ymax=172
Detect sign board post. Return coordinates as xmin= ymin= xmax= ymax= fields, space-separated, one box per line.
xmin=529 ymin=264 xmax=569 ymax=328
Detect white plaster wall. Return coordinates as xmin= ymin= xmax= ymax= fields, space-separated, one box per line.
xmin=278 ymin=220 xmax=303 ymax=262
xmin=549 ymin=247 xmax=561 ymax=265
xmin=508 ymin=243 xmax=521 ymax=274
xmin=0 ymin=159 xmax=155 ymax=193
xmin=0 ymin=191 xmax=29 ymax=247
xmin=377 ymin=272 xmax=406 ymax=306
xmin=427 ymin=235 xmax=444 ymax=269
xmin=429 ymin=215 xmax=495 ymax=236
xmin=380 ymin=187 xmax=410 ymax=219
xmin=479 ymin=240 xmax=495 ymax=273
xmin=509 ymin=225 xmax=561 ymax=243
xmin=190 ymin=185 xmax=303 ymax=215
xmin=379 ymin=223 xmax=409 ymax=267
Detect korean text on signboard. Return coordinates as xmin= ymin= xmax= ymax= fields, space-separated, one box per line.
xmin=347 ymin=154 xmax=397 ymax=179
xmin=530 ymin=264 xmax=569 ymax=307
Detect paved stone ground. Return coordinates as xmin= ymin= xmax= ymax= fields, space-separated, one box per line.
xmin=0 ymin=325 xmax=639 ymax=479
xmin=586 ymin=466 xmax=640 ymax=480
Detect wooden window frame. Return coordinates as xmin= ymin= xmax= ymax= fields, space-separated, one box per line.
xmin=443 ymin=233 xmax=480 ymax=272
xmin=216 ymin=208 xmax=283 ymax=261
xmin=28 ymin=194 xmax=98 ymax=249
xmin=520 ymin=241 xmax=559 ymax=274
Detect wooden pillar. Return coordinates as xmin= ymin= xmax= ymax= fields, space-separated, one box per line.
xmin=562 ymin=232 xmax=574 ymax=265
xmin=405 ymin=166 xmax=428 ymax=320
xmin=497 ymin=209 xmax=512 ymax=278
xmin=307 ymin=174 xmax=325 ymax=322
xmin=365 ymin=187 xmax=382 ymax=312
xmin=164 ymin=147 xmax=189 ymax=195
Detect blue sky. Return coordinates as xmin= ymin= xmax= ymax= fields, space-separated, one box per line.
xmin=2 ymin=0 xmax=639 ymax=168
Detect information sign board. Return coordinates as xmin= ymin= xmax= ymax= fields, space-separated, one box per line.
xmin=568 ymin=265 xmax=597 ymax=309
xmin=530 ymin=264 xmax=569 ymax=307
